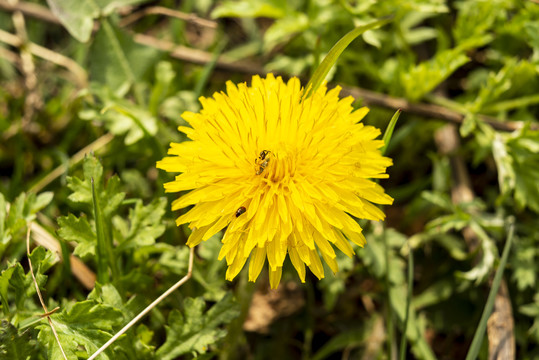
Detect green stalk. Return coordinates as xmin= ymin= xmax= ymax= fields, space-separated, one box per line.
xmin=91 ymin=178 xmax=118 ymax=283
xmin=465 ymin=219 xmax=515 ymax=360
xmin=384 ymin=229 xmax=395 ymax=360
xmin=381 ymin=110 xmax=401 ymax=156
xmin=399 ymin=248 xmax=413 ymax=360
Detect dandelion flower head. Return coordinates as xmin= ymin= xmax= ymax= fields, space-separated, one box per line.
xmin=157 ymin=74 xmax=393 ymax=289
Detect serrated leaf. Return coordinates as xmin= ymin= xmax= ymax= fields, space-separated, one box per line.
xmin=58 ymin=214 xmax=96 ymax=258
xmin=401 ymin=49 xmax=469 ymax=101
xmin=493 ymin=128 xmax=539 ymax=213
xmin=1 ymin=249 xmax=56 ymax=312
xmin=0 ymin=320 xmax=36 ymax=359
xmin=0 ymin=266 xmax=16 ymax=313
xmin=115 ymin=198 xmax=166 ymax=252
xmin=156 ymin=293 xmax=240 ymax=360
xmin=37 ymin=300 xmax=124 ymax=360
xmin=67 ymin=156 xmax=125 ymax=218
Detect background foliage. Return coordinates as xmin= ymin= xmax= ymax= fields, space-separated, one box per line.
xmin=1 ymin=0 xmax=538 ymax=359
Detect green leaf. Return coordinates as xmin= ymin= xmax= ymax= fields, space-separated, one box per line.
xmin=381 ymin=109 xmax=401 ymax=156
xmin=0 ymin=266 xmax=16 ymax=314
xmin=156 ymin=293 xmax=240 ymax=359
xmin=92 ymin=177 xmax=113 ymax=284
xmin=0 ymin=320 xmax=35 ymax=359
xmin=211 ymin=0 xmax=286 ymax=19
xmin=114 ymin=198 xmax=167 ymax=253
xmin=305 ymin=16 xmax=393 ymax=98
xmin=88 ymin=21 xmax=158 ymax=98
xmin=57 ymin=214 xmax=96 ymax=259
xmin=311 ymin=327 xmax=364 ymax=360
xmin=465 ymin=220 xmax=515 ymax=360
xmin=46 ymin=0 xmax=99 ymax=42
xmin=37 ymin=300 xmax=124 ymax=360
xmin=493 ymin=128 xmax=539 ymax=213
xmin=95 ymin=0 xmax=152 ymax=16
xmin=401 ymin=48 xmax=469 ymax=101
xmin=89 ymin=85 xmax=159 ymax=145
xmin=67 ymin=155 xmax=125 ymax=219
xmin=1 ymin=247 xmax=57 ymax=311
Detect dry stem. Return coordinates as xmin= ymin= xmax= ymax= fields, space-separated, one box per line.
xmin=26 ymin=226 xmax=68 ymax=360
xmin=87 ymin=247 xmax=195 ymax=360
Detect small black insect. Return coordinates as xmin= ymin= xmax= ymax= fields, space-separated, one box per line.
xmin=258 ymin=150 xmax=271 ymax=161
xmin=235 ymin=206 xmax=247 ymax=217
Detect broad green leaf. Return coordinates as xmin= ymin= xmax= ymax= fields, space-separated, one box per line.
xmin=155 ymin=293 xmax=240 ymax=360
xmin=305 ymin=16 xmax=393 ymax=98
xmin=37 ymin=300 xmax=124 ymax=360
xmin=0 ymin=320 xmax=36 ymax=359
xmin=88 ymin=22 xmax=159 ymax=97
xmin=57 ymin=214 xmax=96 ymax=258
xmin=46 ymin=0 xmax=99 ymax=42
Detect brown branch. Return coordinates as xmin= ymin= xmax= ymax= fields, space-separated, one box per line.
xmin=434 ymin=125 xmax=515 ymax=360
xmin=119 ymin=6 xmax=218 ymax=29
xmin=132 ymin=33 xmax=262 ymax=75
xmin=0 ymin=0 xmax=535 ymax=133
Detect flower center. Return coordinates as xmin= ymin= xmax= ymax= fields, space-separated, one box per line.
xmin=258 ymin=147 xmax=299 ymax=183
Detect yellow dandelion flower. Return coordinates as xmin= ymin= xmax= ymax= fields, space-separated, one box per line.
xmin=157 ymin=74 xmax=393 ymax=289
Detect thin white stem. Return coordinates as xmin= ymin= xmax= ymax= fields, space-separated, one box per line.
xmin=88 ymin=247 xmax=195 ymax=360
xmin=26 ymin=226 xmax=68 ymax=360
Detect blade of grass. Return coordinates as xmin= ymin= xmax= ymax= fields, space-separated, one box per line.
xmin=304 ymin=16 xmax=393 ymax=99
xmin=91 ymin=178 xmax=110 ymax=283
xmin=399 ymin=247 xmax=413 ymax=360
xmin=465 ymin=219 xmax=515 ymax=360
xmin=381 ymin=109 xmax=401 ymax=156
xmin=193 ymin=38 xmax=227 ymax=99
xmin=383 ymin=228 xmax=395 ymax=360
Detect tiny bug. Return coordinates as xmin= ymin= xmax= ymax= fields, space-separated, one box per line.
xmin=255 ymin=150 xmax=272 ymax=175
xmin=235 ymin=206 xmax=247 ymax=217
xmin=258 ymin=150 xmax=271 ymax=161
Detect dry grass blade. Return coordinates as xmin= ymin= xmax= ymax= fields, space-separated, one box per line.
xmin=25 ymin=226 xmax=68 ymax=360
xmin=87 ymin=247 xmax=195 ymax=360
xmin=119 ymin=6 xmax=217 ymax=29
